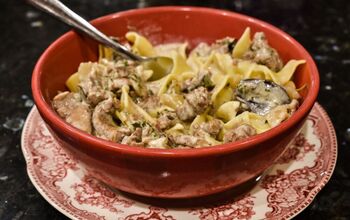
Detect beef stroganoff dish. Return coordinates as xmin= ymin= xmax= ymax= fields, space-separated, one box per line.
xmin=52 ymin=28 xmax=305 ymax=149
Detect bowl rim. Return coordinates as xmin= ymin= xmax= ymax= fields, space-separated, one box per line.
xmin=32 ymin=6 xmax=320 ymax=158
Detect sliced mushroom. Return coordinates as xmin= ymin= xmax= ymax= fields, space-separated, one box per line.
xmin=92 ymin=98 xmax=130 ymax=142
xmin=52 ymin=91 xmax=92 ymax=134
xmin=236 ymin=79 xmax=291 ymax=115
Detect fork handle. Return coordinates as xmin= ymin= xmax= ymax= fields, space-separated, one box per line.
xmin=27 ymin=0 xmax=142 ymax=61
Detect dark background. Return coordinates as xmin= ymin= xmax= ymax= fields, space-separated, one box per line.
xmin=1 ymin=0 xmax=350 ymax=219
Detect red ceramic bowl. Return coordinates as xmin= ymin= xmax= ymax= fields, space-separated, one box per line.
xmin=32 ymin=6 xmax=319 ymax=198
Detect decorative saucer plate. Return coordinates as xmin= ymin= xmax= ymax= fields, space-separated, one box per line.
xmin=21 ymin=103 xmax=337 ymax=220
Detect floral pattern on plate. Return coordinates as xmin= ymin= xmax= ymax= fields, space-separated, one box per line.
xmin=21 ymin=103 xmax=337 ymax=220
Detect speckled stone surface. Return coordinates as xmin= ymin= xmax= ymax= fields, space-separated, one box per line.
xmin=1 ymin=0 xmax=350 ymax=219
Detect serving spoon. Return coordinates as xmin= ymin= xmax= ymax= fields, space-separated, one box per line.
xmin=27 ymin=0 xmax=172 ymax=77
xmin=27 ymin=0 xmax=291 ymax=112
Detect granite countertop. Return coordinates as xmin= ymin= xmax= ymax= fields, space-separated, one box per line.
xmin=1 ymin=0 xmax=350 ymax=219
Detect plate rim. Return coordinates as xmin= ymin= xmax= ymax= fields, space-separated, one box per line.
xmin=281 ymin=103 xmax=338 ymax=220
xmin=21 ymin=102 xmax=338 ymax=220
xmin=21 ymin=106 xmax=82 ymax=220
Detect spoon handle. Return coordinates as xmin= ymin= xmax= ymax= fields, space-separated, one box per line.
xmin=27 ymin=0 xmax=142 ymax=61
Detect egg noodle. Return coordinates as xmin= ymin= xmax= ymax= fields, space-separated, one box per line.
xmin=54 ymin=28 xmax=305 ymax=148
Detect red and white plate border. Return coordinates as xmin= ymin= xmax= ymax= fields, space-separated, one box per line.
xmin=21 ymin=103 xmax=337 ymax=220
